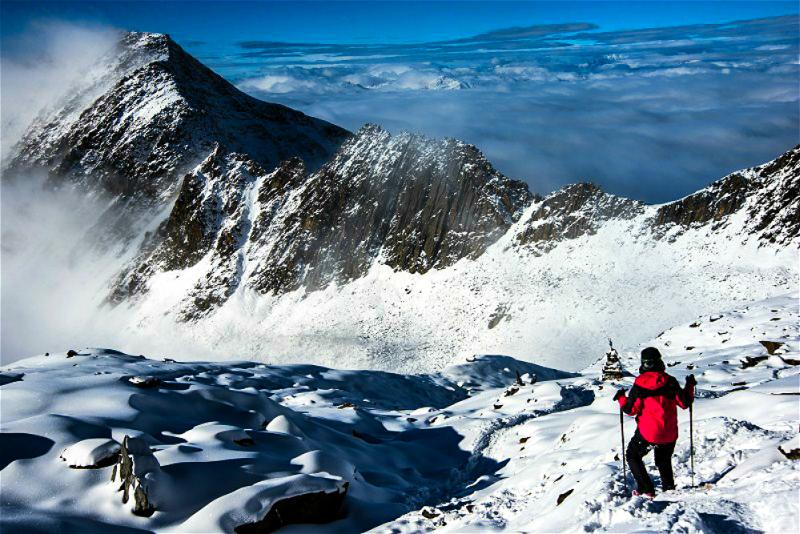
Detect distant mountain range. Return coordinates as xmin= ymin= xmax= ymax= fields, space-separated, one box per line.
xmin=4 ymin=32 xmax=798 ymax=370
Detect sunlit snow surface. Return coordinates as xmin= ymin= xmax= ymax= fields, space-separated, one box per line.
xmin=1 ymin=294 xmax=797 ymax=532
xmin=117 ymin=169 xmax=798 ymax=373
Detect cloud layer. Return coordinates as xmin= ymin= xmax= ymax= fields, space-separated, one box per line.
xmin=227 ymin=16 xmax=799 ymax=202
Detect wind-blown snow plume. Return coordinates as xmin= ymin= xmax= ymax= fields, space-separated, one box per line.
xmin=0 ymin=21 xmax=121 ymax=161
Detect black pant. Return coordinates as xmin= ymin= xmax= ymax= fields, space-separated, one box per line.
xmin=626 ymin=430 xmax=675 ymax=494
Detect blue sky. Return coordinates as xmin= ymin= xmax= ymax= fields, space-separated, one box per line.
xmin=1 ymin=1 xmax=798 ymax=201
xmin=2 ymin=1 xmax=797 ymax=45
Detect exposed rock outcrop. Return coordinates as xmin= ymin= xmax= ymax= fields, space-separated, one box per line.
xmin=110 ymin=435 xmax=160 ymax=516
xmin=110 ymin=126 xmax=534 ymax=318
xmin=652 ymin=145 xmax=800 ymax=245
xmin=515 ymin=182 xmax=644 ymax=251
xmin=234 ymin=482 xmax=349 ymax=533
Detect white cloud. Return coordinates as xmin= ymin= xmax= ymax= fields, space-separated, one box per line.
xmin=0 ymin=21 xmax=120 ymax=162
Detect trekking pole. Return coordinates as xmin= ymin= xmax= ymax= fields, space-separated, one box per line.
xmin=619 ymin=407 xmax=627 ymax=492
xmin=689 ymin=403 xmax=695 ymax=488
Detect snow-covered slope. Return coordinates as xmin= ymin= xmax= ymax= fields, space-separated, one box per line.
xmin=3 ymin=32 xmax=349 ymax=244
xmin=99 ymin=145 xmax=798 ymax=372
xmin=2 ymin=31 xmax=797 ymax=373
xmin=6 ymin=32 xmax=348 ymax=198
xmin=2 ymin=294 xmax=797 ymax=532
xmin=108 ymin=125 xmax=532 ymax=318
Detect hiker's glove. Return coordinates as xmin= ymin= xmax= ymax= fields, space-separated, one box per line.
xmin=613 ymin=389 xmax=626 ymax=401
xmin=685 ymin=374 xmax=697 ymax=387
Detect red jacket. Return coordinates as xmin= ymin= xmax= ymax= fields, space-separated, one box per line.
xmin=617 ymin=371 xmax=694 ymax=444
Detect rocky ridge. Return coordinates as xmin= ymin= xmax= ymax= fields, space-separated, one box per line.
xmin=111 ymin=125 xmax=534 ymax=318
xmin=4 ymin=32 xmax=349 ymax=244
xmin=4 ymin=31 xmax=798 ymax=334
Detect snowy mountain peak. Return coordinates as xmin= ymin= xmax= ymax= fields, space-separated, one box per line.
xmin=5 ymin=31 xmax=349 ymax=205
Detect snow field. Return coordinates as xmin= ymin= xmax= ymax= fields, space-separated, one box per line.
xmin=0 ymin=293 xmax=798 ymax=532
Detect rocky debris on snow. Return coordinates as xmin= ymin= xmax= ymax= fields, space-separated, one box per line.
xmin=515 ymin=370 xmax=525 ymax=386
xmin=60 ymin=438 xmax=120 ymax=469
xmin=421 ymin=506 xmax=441 ymax=519
xmin=489 ymin=304 xmax=512 ymax=329
xmin=110 ymin=435 xmax=159 ymax=516
xmin=778 ymin=446 xmax=800 ymax=460
xmin=759 ymin=340 xmax=785 ymax=355
xmin=740 ymin=356 xmax=769 ymax=369
xmin=66 ymin=350 xmax=79 ymax=358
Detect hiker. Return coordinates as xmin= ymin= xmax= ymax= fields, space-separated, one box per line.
xmin=613 ymin=347 xmax=696 ymax=497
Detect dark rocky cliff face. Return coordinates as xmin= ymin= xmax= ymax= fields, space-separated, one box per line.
xmin=653 ymin=174 xmax=751 ymax=228
xmin=111 ymin=126 xmax=534 ymax=318
xmin=515 ymin=182 xmax=644 ymax=251
xmin=512 ymin=145 xmax=799 ymax=252
xmin=5 ymin=32 xmax=349 ymax=244
xmin=652 ymin=144 xmax=800 ymax=244
xmin=246 ymin=125 xmax=532 ymax=295
xmin=8 ymin=31 xmax=797 ymax=326
xmin=742 ymin=145 xmax=800 ymax=246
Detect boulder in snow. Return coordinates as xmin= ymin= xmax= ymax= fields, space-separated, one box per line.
xmin=234 ymin=480 xmax=348 ymax=533
xmin=60 ymin=438 xmax=120 ymax=468
xmin=179 ymin=473 xmax=347 ymax=533
xmin=778 ymin=435 xmax=800 ymax=460
xmin=126 ymin=375 xmax=162 ymax=388
xmin=556 ymin=488 xmax=574 ymax=505
xmin=759 ymin=340 xmax=785 ymax=355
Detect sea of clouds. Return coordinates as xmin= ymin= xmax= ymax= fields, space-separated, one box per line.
xmin=221 ymin=15 xmax=799 ymax=202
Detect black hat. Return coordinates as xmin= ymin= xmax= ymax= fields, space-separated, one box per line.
xmin=640 ymin=347 xmax=663 ymax=371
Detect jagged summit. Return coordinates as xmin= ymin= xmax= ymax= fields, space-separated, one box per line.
xmin=3 ymin=27 xmax=797 ymax=368
xmin=515 ymin=181 xmax=644 ymax=250
xmin=110 ymin=125 xmax=534 ymax=317
xmin=6 ymin=31 xmax=349 ymax=203
xmin=653 ymin=144 xmax=800 ymax=245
